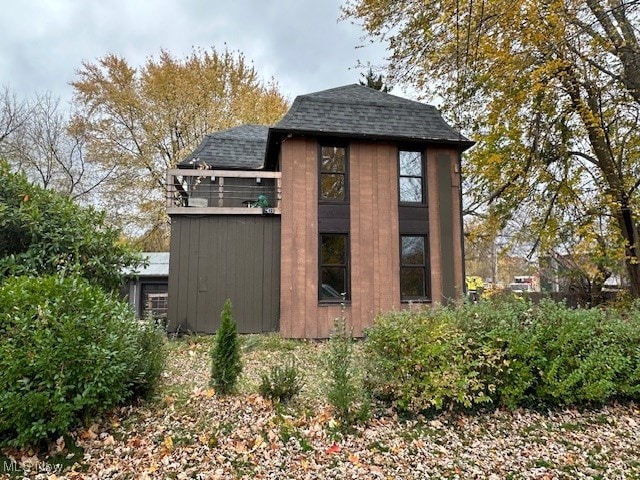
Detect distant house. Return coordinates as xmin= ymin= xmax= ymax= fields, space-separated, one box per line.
xmin=166 ymin=84 xmax=473 ymax=338
xmin=123 ymin=252 xmax=169 ymax=320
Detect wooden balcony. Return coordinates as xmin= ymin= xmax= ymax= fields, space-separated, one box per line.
xmin=166 ymin=168 xmax=281 ymax=215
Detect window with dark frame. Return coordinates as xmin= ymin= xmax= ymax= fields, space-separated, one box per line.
xmin=141 ymin=283 xmax=169 ymax=318
xmin=319 ymin=233 xmax=350 ymax=301
xmin=398 ymin=150 xmax=424 ymax=203
xmin=320 ymin=145 xmax=347 ymax=201
xmin=400 ymin=235 xmax=430 ymax=300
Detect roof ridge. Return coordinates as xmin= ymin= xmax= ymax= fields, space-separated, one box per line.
xmin=299 ymin=94 xmax=438 ymax=110
xmin=297 ymin=84 xmax=437 ymax=111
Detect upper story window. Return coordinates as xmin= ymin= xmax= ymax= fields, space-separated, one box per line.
xmin=319 ymin=144 xmax=348 ymax=202
xmin=399 ymin=150 xmax=424 ymax=203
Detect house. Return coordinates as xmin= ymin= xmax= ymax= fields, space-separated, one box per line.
xmin=122 ymin=252 xmax=170 ymax=320
xmin=166 ymin=84 xmax=473 ymax=338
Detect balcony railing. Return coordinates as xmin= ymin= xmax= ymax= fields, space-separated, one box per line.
xmin=166 ymin=168 xmax=281 ymax=215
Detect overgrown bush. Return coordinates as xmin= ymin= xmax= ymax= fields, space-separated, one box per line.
xmin=364 ymin=298 xmax=640 ymax=414
xmin=259 ymin=359 xmax=304 ymax=403
xmin=210 ymin=299 xmax=242 ymax=394
xmin=129 ymin=318 xmax=167 ymax=398
xmin=364 ymin=306 xmax=503 ymax=413
xmin=0 ymin=274 xmax=166 ymax=447
xmin=516 ymin=300 xmax=640 ymax=405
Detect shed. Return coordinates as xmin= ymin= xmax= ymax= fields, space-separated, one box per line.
xmin=123 ymin=252 xmax=170 ymax=320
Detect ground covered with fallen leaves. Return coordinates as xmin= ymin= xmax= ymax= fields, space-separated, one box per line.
xmin=3 ymin=334 xmax=640 ymax=479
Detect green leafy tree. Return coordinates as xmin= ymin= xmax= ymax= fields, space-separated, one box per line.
xmin=344 ymin=0 xmax=640 ymax=296
xmin=210 ymin=299 xmax=242 ymax=394
xmin=0 ymin=160 xmax=142 ymax=291
xmin=71 ymin=47 xmax=290 ymax=249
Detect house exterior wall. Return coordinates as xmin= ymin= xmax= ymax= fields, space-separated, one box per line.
xmin=168 ymin=215 xmax=280 ymax=334
xmin=428 ymin=148 xmax=465 ymax=302
xmin=279 ymin=137 xmax=464 ymax=338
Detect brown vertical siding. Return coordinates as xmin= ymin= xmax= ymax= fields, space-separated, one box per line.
xmin=279 ymin=137 xmax=464 ymax=338
xmin=377 ymin=144 xmax=402 ymax=310
xmin=279 ymin=137 xmax=318 ymax=338
xmin=168 ymin=215 xmax=280 ymax=334
xmin=169 ymin=141 xmax=463 ymax=339
xmin=450 ymin=150 xmax=465 ymax=295
xmin=437 ymin=151 xmax=456 ymax=301
xmin=349 ymin=141 xmax=400 ymax=336
xmin=280 ymin=138 xmax=402 ymax=338
xmin=426 ymin=149 xmax=443 ymax=303
xmin=427 ymin=148 xmax=465 ymax=303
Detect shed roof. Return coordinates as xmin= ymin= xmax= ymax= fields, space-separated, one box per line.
xmin=271 ymin=84 xmax=473 ymax=148
xmin=124 ymin=252 xmax=170 ymax=277
xmin=179 ymin=124 xmax=268 ymax=170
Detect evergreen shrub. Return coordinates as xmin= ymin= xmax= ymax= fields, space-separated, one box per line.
xmin=0 ymin=274 xmax=166 ymax=447
xmin=210 ymin=299 xmax=242 ymax=394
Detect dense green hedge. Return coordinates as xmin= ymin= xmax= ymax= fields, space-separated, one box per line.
xmin=0 ymin=274 xmax=165 ymax=447
xmin=364 ymin=298 xmax=640 ymax=414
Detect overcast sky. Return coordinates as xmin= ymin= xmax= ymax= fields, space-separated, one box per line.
xmin=0 ymin=0 xmax=395 ymax=105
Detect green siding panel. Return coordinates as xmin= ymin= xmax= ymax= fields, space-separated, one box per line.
xmin=168 ymin=215 xmax=281 ymax=334
xmin=437 ymin=152 xmax=455 ymax=301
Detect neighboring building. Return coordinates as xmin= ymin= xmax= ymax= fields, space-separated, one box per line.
xmin=166 ymin=84 xmax=473 ymax=338
xmin=508 ymin=275 xmax=540 ymax=293
xmin=123 ymin=252 xmax=170 ymax=320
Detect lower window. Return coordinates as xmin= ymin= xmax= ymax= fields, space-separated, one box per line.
xmin=319 ymin=233 xmax=350 ymax=301
xmin=400 ymin=235 xmax=430 ymax=301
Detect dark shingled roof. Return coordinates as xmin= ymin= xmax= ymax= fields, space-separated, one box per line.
xmin=272 ymin=84 xmax=473 ymax=148
xmin=179 ymin=124 xmax=269 ymax=170
xmin=179 ymin=85 xmax=474 ymax=170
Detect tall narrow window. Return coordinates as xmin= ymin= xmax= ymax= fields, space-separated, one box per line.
xmin=319 ymin=233 xmax=350 ymax=301
xmin=320 ymin=145 xmax=347 ymax=201
xmin=399 ymin=150 xmax=424 ymax=203
xmin=400 ymin=235 xmax=429 ymax=300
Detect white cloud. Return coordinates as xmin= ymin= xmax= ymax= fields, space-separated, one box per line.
xmin=0 ymin=0 xmax=389 ymax=104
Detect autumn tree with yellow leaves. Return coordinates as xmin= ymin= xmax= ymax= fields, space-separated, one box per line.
xmin=71 ymin=47 xmax=289 ymax=249
xmin=344 ymin=0 xmax=640 ymax=296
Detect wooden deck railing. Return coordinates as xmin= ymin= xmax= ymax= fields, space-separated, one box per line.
xmin=166 ymin=168 xmax=281 ymax=215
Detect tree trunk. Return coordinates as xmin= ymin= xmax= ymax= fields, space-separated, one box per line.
xmin=562 ymin=73 xmax=640 ymax=297
xmin=617 ymin=205 xmax=640 ymax=297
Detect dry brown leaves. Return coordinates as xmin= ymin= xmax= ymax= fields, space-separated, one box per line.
xmin=3 ymin=336 xmax=640 ymax=479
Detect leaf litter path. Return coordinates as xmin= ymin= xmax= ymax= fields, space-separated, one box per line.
xmin=5 ymin=336 xmax=640 ymax=479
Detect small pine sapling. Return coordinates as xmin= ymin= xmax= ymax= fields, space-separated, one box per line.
xmin=259 ymin=358 xmax=304 ymax=404
xmin=209 ymin=299 xmax=242 ymax=394
xmin=326 ymin=302 xmax=370 ymax=430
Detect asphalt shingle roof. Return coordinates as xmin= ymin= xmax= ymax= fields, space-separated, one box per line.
xmin=179 ymin=85 xmax=473 ymax=170
xmin=273 ymin=84 xmax=473 ymax=147
xmin=179 ymin=124 xmax=269 ymax=170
